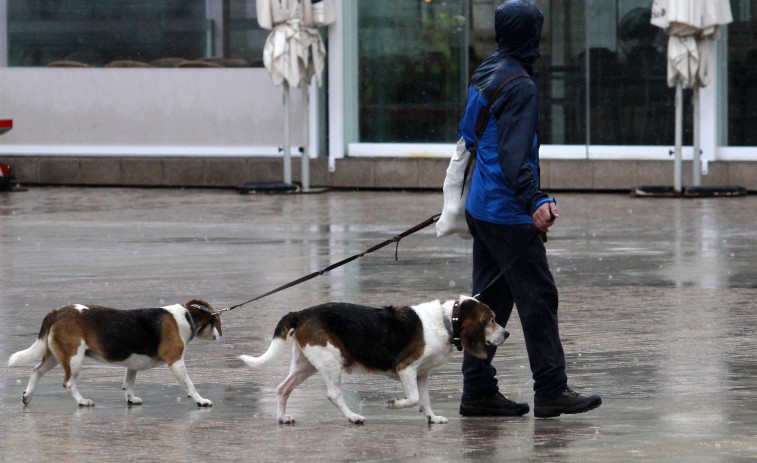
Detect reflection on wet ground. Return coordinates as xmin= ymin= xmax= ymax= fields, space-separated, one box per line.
xmin=1 ymin=187 xmax=756 ymax=462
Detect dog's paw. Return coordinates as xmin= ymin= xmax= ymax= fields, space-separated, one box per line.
xmin=78 ymin=399 xmax=95 ymax=407
xmin=278 ymin=416 xmax=296 ymax=425
xmin=385 ymin=399 xmax=400 ymax=409
xmin=348 ymin=414 xmax=366 ymax=425
xmin=386 ymin=398 xmax=415 ymax=409
xmin=127 ymin=397 xmax=143 ymax=405
xmin=21 ymin=393 xmax=31 ymax=405
xmin=428 ymin=415 xmax=448 ymax=424
xmin=195 ymin=398 xmax=213 ymax=407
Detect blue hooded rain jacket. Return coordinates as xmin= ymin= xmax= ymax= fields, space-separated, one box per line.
xmin=461 ymin=0 xmax=550 ymax=225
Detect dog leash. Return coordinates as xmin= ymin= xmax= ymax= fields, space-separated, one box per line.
xmin=216 ymin=213 xmax=442 ymax=316
xmin=217 ymin=201 xmax=555 ymax=317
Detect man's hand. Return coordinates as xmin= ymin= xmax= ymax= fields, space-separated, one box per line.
xmin=532 ymin=201 xmax=559 ymax=234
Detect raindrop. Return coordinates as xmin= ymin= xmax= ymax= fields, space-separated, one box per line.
xmin=598 ymin=257 xmax=603 ymax=261
xmin=608 ymin=275 xmax=613 ymax=279
xmin=449 ymin=280 xmax=456 ymax=288
xmin=556 ymin=267 xmax=561 ymax=273
xmin=730 ymin=253 xmax=735 ymax=257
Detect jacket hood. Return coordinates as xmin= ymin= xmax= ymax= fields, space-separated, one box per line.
xmin=494 ymin=0 xmax=543 ymax=63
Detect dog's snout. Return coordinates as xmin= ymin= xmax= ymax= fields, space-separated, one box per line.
xmin=485 ymin=325 xmax=509 ymax=347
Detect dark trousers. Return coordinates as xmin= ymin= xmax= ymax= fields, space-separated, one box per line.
xmin=461 ymin=211 xmax=567 ymax=402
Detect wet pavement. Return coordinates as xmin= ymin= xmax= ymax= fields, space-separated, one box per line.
xmin=1 ymin=187 xmax=756 ymax=462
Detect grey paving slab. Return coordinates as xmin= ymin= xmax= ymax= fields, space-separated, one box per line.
xmin=1 ymin=187 xmax=756 ymax=462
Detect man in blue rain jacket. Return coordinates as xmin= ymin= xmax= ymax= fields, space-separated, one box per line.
xmin=458 ymin=0 xmax=602 ymax=418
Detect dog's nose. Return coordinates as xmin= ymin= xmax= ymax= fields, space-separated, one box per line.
xmin=503 ymin=329 xmax=510 ymax=340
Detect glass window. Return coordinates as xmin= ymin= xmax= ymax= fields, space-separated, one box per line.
xmin=356 ymin=0 xmax=691 ymax=146
xmin=356 ymin=0 xmax=467 ymax=142
xmin=727 ymin=0 xmax=757 ymax=146
xmin=7 ymin=0 xmax=267 ymax=67
xmin=524 ymin=0 xmax=686 ymax=146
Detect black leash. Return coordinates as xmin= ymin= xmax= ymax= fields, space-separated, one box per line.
xmin=216 ymin=213 xmax=442 ymax=316
xmin=216 ymin=201 xmax=556 ymax=317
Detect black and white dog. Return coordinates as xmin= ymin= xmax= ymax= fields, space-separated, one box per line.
xmin=240 ymin=295 xmax=508 ymax=424
xmin=8 ymin=299 xmax=221 ymax=407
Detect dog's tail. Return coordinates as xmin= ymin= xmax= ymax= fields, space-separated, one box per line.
xmin=238 ymin=311 xmax=300 ymax=369
xmin=8 ymin=312 xmax=55 ymax=366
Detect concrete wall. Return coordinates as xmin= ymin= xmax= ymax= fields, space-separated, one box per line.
xmin=1 ymin=155 xmax=755 ymax=191
xmin=0 ymin=67 xmax=303 ymax=153
xmin=0 ymin=68 xmax=754 ymax=192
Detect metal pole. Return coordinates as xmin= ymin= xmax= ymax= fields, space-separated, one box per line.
xmin=0 ymin=0 xmax=8 ymax=67
xmin=585 ymin=3 xmax=591 ymax=158
xmin=283 ymin=81 xmax=292 ymax=185
xmin=674 ymin=80 xmax=683 ymax=193
xmin=301 ymin=84 xmax=310 ymax=190
xmin=693 ymin=86 xmax=701 ymax=186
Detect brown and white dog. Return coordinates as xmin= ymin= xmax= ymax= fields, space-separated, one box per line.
xmin=8 ymin=299 xmax=221 ymax=407
xmin=239 ymin=295 xmax=508 ymax=424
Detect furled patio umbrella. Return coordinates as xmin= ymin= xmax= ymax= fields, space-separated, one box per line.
xmin=651 ymin=0 xmax=732 ymax=192
xmin=256 ymin=0 xmax=335 ymax=190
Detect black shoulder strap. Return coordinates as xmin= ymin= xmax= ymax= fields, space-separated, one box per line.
xmin=473 ymin=73 xmax=530 ymax=138
xmin=461 ymin=73 xmax=530 ymax=197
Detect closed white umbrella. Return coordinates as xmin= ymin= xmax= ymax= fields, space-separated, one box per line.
xmin=257 ymin=0 xmax=335 ymax=189
xmin=651 ymin=0 xmax=732 ymax=191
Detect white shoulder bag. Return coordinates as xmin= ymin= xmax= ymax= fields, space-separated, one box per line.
xmin=436 ymin=137 xmax=476 ymax=239
xmin=436 ymin=73 xmax=529 ymax=239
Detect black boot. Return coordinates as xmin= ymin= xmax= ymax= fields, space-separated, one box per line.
xmin=459 ymin=391 xmax=530 ymax=417
xmin=534 ymin=387 xmax=602 ymax=418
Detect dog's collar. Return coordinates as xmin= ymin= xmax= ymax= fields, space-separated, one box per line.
xmin=443 ymin=301 xmax=463 ymax=352
xmin=185 ymin=307 xmax=198 ymax=341
xmin=184 ymin=305 xmax=217 ymax=341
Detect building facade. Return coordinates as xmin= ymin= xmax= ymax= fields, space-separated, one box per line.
xmin=1 ymin=0 xmax=755 ymax=190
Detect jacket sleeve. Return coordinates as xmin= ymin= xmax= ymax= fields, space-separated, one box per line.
xmin=494 ymin=78 xmax=548 ymax=216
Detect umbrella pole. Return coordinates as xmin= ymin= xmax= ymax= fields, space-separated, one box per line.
xmin=283 ymin=81 xmax=292 ymax=185
xmin=674 ymin=80 xmax=683 ymax=193
xmin=693 ymin=87 xmax=701 ymax=187
xmin=301 ymin=84 xmax=310 ymax=191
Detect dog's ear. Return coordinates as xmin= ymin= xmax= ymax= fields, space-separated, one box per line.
xmin=458 ymin=299 xmax=488 ymax=359
xmin=210 ymin=311 xmax=222 ymax=337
